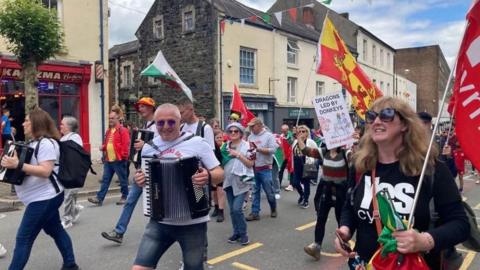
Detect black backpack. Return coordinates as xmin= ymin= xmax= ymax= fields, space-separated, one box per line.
xmin=35 ymin=137 xmax=96 ymax=191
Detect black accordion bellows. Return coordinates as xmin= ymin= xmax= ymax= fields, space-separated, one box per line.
xmin=142 ymin=156 xmax=210 ymax=221
xmin=0 ymin=141 xmax=34 ymax=185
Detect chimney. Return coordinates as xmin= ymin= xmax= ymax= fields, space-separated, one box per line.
xmin=339 ymin=12 xmax=349 ymax=20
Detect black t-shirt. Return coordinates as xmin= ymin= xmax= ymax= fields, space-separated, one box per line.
xmin=341 ymin=161 xmax=468 ymax=266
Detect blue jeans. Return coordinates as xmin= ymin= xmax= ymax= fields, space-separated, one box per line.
xmin=251 ymin=169 xmax=277 ymax=214
xmin=115 ymin=180 xmax=143 ymax=234
xmin=97 ymin=160 xmax=129 ymax=201
xmin=9 ymin=192 xmax=77 ymax=270
xmin=134 ymin=220 xmax=207 ymax=270
xmin=224 ymin=187 xmax=247 ymax=237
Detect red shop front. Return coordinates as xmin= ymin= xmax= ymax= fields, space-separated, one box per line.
xmin=0 ymin=57 xmax=92 ymax=151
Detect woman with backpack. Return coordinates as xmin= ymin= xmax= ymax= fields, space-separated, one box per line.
xmin=1 ymin=108 xmax=80 ymax=270
xmin=59 ymin=116 xmax=84 ymax=229
xmin=334 ymin=97 xmax=469 ymax=269
xmin=296 ymin=132 xmax=349 ymax=261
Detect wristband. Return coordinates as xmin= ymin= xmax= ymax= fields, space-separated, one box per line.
xmin=421 ymin=232 xmax=435 ymax=252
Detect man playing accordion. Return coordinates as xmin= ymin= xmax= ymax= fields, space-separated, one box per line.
xmin=133 ymin=103 xmax=224 ymax=270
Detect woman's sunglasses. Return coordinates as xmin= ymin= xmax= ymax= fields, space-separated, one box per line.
xmin=156 ymin=119 xmax=176 ymax=128
xmin=365 ymin=108 xmax=397 ymax=124
xmin=228 ymin=129 xmax=240 ymax=134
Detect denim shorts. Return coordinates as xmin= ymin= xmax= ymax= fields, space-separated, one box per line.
xmin=134 ymin=220 xmax=207 ymax=270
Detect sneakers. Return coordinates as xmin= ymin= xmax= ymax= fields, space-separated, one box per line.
xmin=116 ymin=197 xmax=127 ymax=205
xmin=101 ymin=230 xmax=123 ymax=244
xmin=476 ymin=180 xmax=480 ymax=184
xmin=211 ymin=207 xmax=219 ymax=217
xmin=0 ymin=243 xmax=7 ymax=258
xmin=62 ymin=221 xmax=73 ymax=230
xmin=216 ymin=210 xmax=224 ymax=222
xmin=284 ymin=185 xmax=293 ymax=191
xmin=271 ymin=209 xmax=278 ymax=218
xmin=304 ymin=242 xmax=321 ymax=261
xmin=228 ymin=234 xmax=240 ymax=243
xmin=60 ymin=264 xmax=80 ymax=270
xmin=301 ymin=202 xmax=309 ymax=209
xmin=275 ymin=193 xmax=281 ymax=200
xmin=297 ymin=196 xmax=304 ymax=205
xmin=239 ymin=235 xmax=250 ymax=246
xmin=87 ymin=197 xmax=102 ymax=206
xmin=245 ymin=213 xmax=260 ymax=221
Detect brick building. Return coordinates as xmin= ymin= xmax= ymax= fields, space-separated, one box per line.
xmin=395 ymin=45 xmax=450 ymax=115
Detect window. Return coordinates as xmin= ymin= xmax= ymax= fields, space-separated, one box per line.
xmin=362 ymin=39 xmax=368 ymax=61
xmin=287 ymin=40 xmax=299 ymax=65
xmin=182 ymin=6 xmax=195 ymax=32
xmin=123 ymin=65 xmax=132 ymax=87
xmin=380 ymin=49 xmax=384 ymax=67
xmin=240 ymin=48 xmax=256 ymax=85
xmin=287 ymin=77 xmax=297 ymax=103
xmin=380 ymin=81 xmax=384 ymax=91
xmin=387 ymin=52 xmax=391 ymax=68
xmin=42 ymin=0 xmax=58 ymax=9
xmin=372 ymin=45 xmax=377 ymax=65
xmin=387 ymin=83 xmax=390 ymax=94
xmin=316 ymin=81 xmax=324 ymax=96
xmin=153 ymin=15 xmax=164 ymax=39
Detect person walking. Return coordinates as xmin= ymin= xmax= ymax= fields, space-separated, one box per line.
xmin=246 ymin=118 xmax=279 ymax=221
xmin=211 ymin=130 xmax=226 ymax=222
xmin=222 ymin=122 xmax=255 ymax=245
xmin=88 ymin=107 xmax=130 ymax=206
xmin=59 ymin=116 xmax=84 ymax=229
xmin=334 ymin=97 xmax=469 ymax=269
xmin=101 ymin=97 xmax=158 ymax=244
xmin=1 ymin=108 xmax=80 ymax=270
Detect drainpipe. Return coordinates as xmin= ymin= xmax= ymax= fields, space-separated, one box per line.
xmin=99 ymin=0 xmax=106 ymax=139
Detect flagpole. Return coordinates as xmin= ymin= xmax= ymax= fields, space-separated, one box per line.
xmin=296 ymin=58 xmax=316 ymax=127
xmin=407 ymin=20 xmax=469 ymax=229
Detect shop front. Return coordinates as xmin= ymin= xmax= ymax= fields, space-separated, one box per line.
xmin=0 ymin=57 xmax=92 ymax=150
xmin=222 ymin=94 xmax=275 ymax=130
xmin=274 ymin=106 xmax=317 ymax=132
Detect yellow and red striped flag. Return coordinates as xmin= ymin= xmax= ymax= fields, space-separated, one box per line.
xmin=316 ymin=16 xmax=382 ymax=119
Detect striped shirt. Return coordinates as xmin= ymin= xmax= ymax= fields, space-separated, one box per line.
xmin=322 ymin=150 xmax=348 ymax=182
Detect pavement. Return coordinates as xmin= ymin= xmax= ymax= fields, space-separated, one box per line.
xmin=0 ymin=161 xmax=125 ymax=212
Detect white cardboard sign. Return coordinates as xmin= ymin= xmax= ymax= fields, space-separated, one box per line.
xmin=313 ymin=93 xmax=355 ymax=149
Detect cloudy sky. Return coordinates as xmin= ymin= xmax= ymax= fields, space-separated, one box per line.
xmin=108 ymin=0 xmax=471 ymax=66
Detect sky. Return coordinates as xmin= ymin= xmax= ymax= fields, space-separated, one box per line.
xmin=108 ymin=0 xmax=472 ymax=67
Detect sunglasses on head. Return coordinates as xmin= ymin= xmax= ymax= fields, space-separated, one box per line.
xmin=365 ymin=108 xmax=397 ymax=124
xmin=228 ymin=129 xmax=240 ymax=134
xmin=156 ymin=119 xmax=176 ymax=128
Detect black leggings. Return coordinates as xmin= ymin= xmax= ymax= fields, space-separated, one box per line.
xmin=314 ymin=182 xmax=347 ymax=245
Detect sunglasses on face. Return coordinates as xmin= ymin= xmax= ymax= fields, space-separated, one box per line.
xmin=365 ymin=108 xmax=397 ymax=124
xmin=298 ymin=130 xmax=307 ymax=133
xmin=228 ymin=129 xmax=240 ymax=134
xmin=156 ymin=119 xmax=176 ymax=128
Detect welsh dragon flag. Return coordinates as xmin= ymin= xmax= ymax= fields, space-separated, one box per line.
xmin=141 ymin=51 xmax=193 ymax=101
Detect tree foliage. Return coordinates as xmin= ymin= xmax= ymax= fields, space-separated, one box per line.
xmin=0 ymin=0 xmax=64 ymax=65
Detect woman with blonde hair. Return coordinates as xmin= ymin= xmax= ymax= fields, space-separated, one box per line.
xmin=334 ymin=97 xmax=469 ymax=269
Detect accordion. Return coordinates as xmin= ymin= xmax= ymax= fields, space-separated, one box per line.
xmin=129 ymin=129 xmax=154 ymax=168
xmin=142 ymin=156 xmax=210 ymax=221
xmin=0 ymin=141 xmax=34 ymax=185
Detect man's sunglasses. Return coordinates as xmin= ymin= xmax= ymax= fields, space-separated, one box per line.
xmin=156 ymin=119 xmax=176 ymax=128
xmin=365 ymin=108 xmax=397 ymax=124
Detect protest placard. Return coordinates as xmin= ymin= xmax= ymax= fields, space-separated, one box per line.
xmin=313 ymin=93 xmax=355 ymax=149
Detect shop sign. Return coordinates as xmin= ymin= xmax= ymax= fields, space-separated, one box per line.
xmin=288 ymin=108 xmax=310 ymax=118
xmin=1 ymin=68 xmax=83 ymax=83
xmin=245 ymin=102 xmax=268 ymax=110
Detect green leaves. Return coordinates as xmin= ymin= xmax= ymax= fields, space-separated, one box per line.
xmin=0 ymin=0 xmax=64 ymax=65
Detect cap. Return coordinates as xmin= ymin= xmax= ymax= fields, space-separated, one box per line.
xmin=226 ymin=122 xmax=245 ymax=134
xmin=135 ymin=97 xmax=156 ymax=112
xmin=417 ymin=111 xmax=432 ymax=123
xmin=247 ymin=118 xmax=263 ymax=127
xmin=229 ymin=112 xmax=240 ymax=121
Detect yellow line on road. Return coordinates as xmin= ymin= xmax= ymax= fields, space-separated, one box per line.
xmin=232 ymin=262 xmax=259 ymax=270
xmin=207 ymin=242 xmax=263 ymax=265
xmin=295 ymin=221 xmax=316 ymax=231
xmin=459 ymin=251 xmax=476 ymax=270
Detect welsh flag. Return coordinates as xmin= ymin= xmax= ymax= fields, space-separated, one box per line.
xmin=316 ymin=16 xmax=382 ymax=119
xmin=231 ymin=84 xmax=256 ymax=127
xmin=141 ymin=51 xmax=193 ymax=101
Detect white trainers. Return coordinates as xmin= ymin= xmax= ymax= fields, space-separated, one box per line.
xmin=62 ymin=221 xmax=73 ymax=230
xmin=284 ymin=185 xmax=293 ymax=191
xmin=0 ymin=243 xmax=7 ymax=258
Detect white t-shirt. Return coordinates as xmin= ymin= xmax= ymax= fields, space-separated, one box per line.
xmin=180 ymin=121 xmax=215 ymax=150
xmin=60 ymin=132 xmax=83 ymax=146
xmin=143 ymin=120 xmax=160 ymax=137
xmin=15 ymin=139 xmax=62 ymax=205
xmin=141 ymin=132 xmax=220 ymax=225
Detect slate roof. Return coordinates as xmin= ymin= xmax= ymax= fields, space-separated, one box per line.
xmin=109 ymin=40 xmax=139 ymax=60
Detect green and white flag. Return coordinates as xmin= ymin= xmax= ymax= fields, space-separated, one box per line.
xmin=140 ymin=51 xmax=193 ymax=101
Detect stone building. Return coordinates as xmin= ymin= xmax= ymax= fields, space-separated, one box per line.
xmin=395 ymin=45 xmax=450 ymax=115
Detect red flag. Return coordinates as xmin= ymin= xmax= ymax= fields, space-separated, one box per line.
xmin=248 ymin=15 xmax=257 ymax=22
xmin=288 ymin=8 xmax=297 ymax=22
xmin=231 ymin=84 xmax=256 ymax=127
xmin=451 ymin=0 xmax=480 ymax=170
